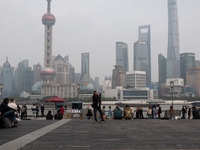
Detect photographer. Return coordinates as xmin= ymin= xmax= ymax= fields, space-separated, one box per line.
xmin=92 ymin=91 xmax=105 ymax=123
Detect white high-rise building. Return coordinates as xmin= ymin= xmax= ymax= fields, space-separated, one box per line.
xmin=125 ymin=71 xmax=146 ymax=89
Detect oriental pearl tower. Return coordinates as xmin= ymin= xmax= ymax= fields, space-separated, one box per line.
xmin=40 ymin=0 xmax=56 ymax=82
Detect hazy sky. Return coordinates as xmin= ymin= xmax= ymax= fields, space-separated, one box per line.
xmin=0 ymin=0 xmax=200 ymax=83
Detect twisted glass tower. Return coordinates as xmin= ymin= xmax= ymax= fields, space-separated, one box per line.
xmin=167 ymin=0 xmax=180 ymax=78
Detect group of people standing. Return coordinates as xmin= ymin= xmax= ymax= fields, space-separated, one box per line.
xmin=147 ymin=105 xmax=162 ymax=119
xmin=181 ymin=105 xmax=200 ymax=119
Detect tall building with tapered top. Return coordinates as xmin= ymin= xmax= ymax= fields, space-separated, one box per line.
xmin=116 ymin=42 xmax=129 ymax=73
xmin=167 ymin=0 xmax=180 ymax=78
xmin=134 ymin=25 xmax=151 ymax=85
xmin=40 ymin=0 xmax=56 ymax=82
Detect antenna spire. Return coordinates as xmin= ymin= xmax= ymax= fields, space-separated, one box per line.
xmin=47 ymin=0 xmax=51 ymax=13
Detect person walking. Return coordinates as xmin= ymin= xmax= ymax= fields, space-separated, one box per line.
xmin=92 ymin=91 xmax=104 ymax=123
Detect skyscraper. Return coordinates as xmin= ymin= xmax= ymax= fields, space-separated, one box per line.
xmin=180 ymin=53 xmax=195 ymax=85
xmin=186 ymin=67 xmax=200 ymax=97
xmin=116 ymin=42 xmax=129 ymax=73
xmin=33 ymin=63 xmax=42 ymax=84
xmin=167 ymin=0 xmax=180 ymax=78
xmin=54 ymin=54 xmax=70 ymax=84
xmin=81 ymin=53 xmax=90 ymax=80
xmin=112 ymin=65 xmax=125 ymax=89
xmin=40 ymin=0 xmax=56 ymax=82
xmin=14 ymin=60 xmax=33 ymax=94
xmin=0 ymin=58 xmax=14 ymax=98
xmin=158 ymin=54 xmax=167 ymax=84
xmin=134 ymin=25 xmax=151 ymax=85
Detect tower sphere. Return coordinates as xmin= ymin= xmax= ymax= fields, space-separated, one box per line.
xmin=40 ymin=67 xmax=55 ymax=81
xmin=42 ymin=13 xmax=56 ymax=26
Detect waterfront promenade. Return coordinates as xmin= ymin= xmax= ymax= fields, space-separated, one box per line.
xmin=1 ymin=119 xmax=200 ymax=150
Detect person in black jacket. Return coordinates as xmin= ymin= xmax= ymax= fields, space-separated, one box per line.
xmin=46 ymin=111 xmax=53 ymax=120
xmin=0 ymin=98 xmax=16 ymax=126
xmin=54 ymin=110 xmax=63 ymax=120
xmin=86 ymin=107 xmax=93 ymax=119
xmin=92 ymin=91 xmax=104 ymax=123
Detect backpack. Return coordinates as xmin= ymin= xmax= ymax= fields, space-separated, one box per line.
xmin=125 ymin=109 xmax=132 ymax=119
xmin=114 ymin=108 xmax=122 ymax=119
xmin=2 ymin=118 xmax=12 ymax=128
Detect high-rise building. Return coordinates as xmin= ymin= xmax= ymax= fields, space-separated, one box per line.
xmin=54 ymin=54 xmax=70 ymax=84
xmin=79 ymin=53 xmax=94 ymax=94
xmin=112 ymin=65 xmax=125 ymax=89
xmin=158 ymin=54 xmax=167 ymax=84
xmin=125 ymin=71 xmax=146 ymax=89
xmin=63 ymin=55 xmax=75 ymax=84
xmin=180 ymin=53 xmax=195 ymax=84
xmin=94 ymin=77 xmax=100 ymax=92
xmin=14 ymin=60 xmax=33 ymax=94
xmin=134 ymin=25 xmax=151 ymax=85
xmin=33 ymin=63 xmax=42 ymax=84
xmin=116 ymin=42 xmax=129 ymax=73
xmin=40 ymin=0 xmax=56 ymax=82
xmin=0 ymin=58 xmax=14 ymax=98
xmin=195 ymin=60 xmax=200 ymax=67
xmin=81 ymin=53 xmax=89 ymax=77
xmin=167 ymin=0 xmax=180 ymax=78
xmin=186 ymin=67 xmax=200 ymax=97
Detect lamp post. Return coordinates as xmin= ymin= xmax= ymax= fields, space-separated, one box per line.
xmin=0 ymin=84 xmax=3 ymax=101
xmin=170 ymin=81 xmax=174 ymax=108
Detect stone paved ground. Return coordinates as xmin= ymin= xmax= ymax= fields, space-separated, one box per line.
xmin=19 ymin=119 xmax=200 ymax=150
xmin=0 ymin=119 xmax=57 ymax=145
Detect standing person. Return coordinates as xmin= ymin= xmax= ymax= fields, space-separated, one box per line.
xmin=24 ymin=104 xmax=27 ymax=119
xmin=158 ymin=105 xmax=162 ymax=119
xmin=92 ymin=91 xmax=104 ymax=123
xmin=41 ymin=104 xmax=45 ymax=116
xmin=136 ymin=107 xmax=140 ymax=119
xmin=21 ymin=105 xmax=26 ymax=120
xmin=102 ymin=106 xmax=106 ymax=120
xmin=31 ymin=104 xmax=37 ymax=119
xmin=36 ymin=105 xmax=39 ymax=118
xmin=169 ymin=106 xmax=174 ymax=119
xmin=153 ymin=106 xmax=157 ymax=119
xmin=139 ymin=107 xmax=144 ymax=119
xmin=188 ymin=106 xmax=191 ymax=119
xmin=60 ymin=105 xmax=64 ymax=116
xmin=130 ymin=107 xmax=134 ymax=119
xmin=185 ymin=106 xmax=188 ymax=120
xmin=107 ymin=106 xmax=113 ymax=119
xmin=147 ymin=106 xmax=152 ymax=119
xmin=181 ymin=106 xmax=186 ymax=119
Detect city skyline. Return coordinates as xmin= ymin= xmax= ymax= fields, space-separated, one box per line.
xmin=0 ymin=0 xmax=200 ymax=83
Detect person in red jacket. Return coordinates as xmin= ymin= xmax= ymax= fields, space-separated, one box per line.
xmin=60 ymin=105 xmax=64 ymax=116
